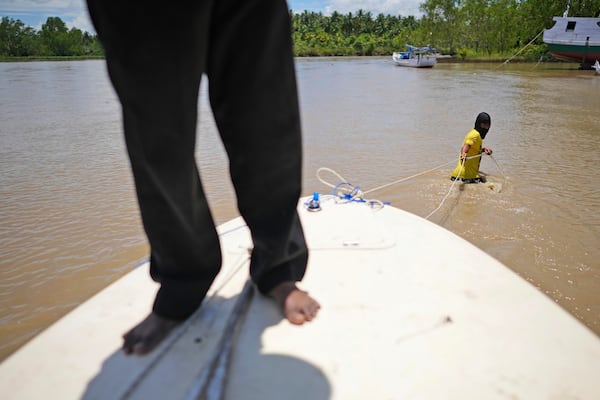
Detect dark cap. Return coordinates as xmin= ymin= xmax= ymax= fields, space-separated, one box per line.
xmin=475 ymin=112 xmax=491 ymax=127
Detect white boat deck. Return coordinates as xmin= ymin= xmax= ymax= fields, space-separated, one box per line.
xmin=1 ymin=197 xmax=599 ymax=399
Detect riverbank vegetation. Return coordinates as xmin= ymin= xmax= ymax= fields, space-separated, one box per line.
xmin=0 ymin=17 xmax=101 ymax=59
xmin=291 ymin=0 xmax=600 ymax=59
xmin=1 ymin=0 xmax=599 ymax=61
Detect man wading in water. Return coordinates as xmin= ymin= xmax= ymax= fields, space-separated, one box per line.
xmin=86 ymin=0 xmax=320 ymax=355
xmin=451 ymin=112 xmax=493 ymax=183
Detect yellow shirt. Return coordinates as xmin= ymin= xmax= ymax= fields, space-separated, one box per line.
xmin=452 ymin=128 xmax=482 ymax=179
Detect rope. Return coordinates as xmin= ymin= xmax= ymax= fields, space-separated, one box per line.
xmin=315 ymin=151 xmax=503 ymax=220
xmin=424 ymin=161 xmax=464 ymax=220
xmin=497 ymin=29 xmax=544 ymax=68
xmin=534 ymin=55 xmax=544 ymax=68
xmin=424 ymin=153 xmax=486 ymax=219
xmin=488 ymin=154 xmax=505 ymax=178
xmin=362 ymin=160 xmax=456 ymax=195
xmin=317 ymin=159 xmax=460 ymax=198
xmin=316 ymin=167 xmax=385 ymax=209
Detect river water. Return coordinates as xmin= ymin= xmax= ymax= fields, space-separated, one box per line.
xmin=1 ymin=58 xmax=599 ymax=361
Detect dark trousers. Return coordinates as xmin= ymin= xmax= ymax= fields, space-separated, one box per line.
xmin=87 ymin=0 xmax=308 ymax=320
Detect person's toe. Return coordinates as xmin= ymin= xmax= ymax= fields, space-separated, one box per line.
xmin=287 ymin=310 xmax=307 ymax=325
xmin=122 ymin=332 xmax=140 ymax=354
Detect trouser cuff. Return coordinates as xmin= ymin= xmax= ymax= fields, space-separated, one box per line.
xmin=253 ymin=248 xmax=308 ymax=295
xmin=152 ymin=279 xmax=213 ymax=320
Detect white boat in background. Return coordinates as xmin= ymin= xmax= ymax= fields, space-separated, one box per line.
xmin=392 ymin=45 xmax=437 ymax=68
xmin=593 ymin=59 xmax=600 ymax=74
xmin=1 ymin=185 xmax=599 ymax=399
xmin=543 ymin=15 xmax=600 ymax=68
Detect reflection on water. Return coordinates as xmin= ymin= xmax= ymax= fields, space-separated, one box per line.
xmin=1 ymin=59 xmax=599 ymax=361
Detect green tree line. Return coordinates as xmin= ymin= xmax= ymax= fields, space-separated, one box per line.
xmin=0 ymin=16 xmax=102 ymax=57
xmin=1 ymin=0 xmax=599 ymax=59
xmin=291 ymin=0 xmax=600 ymax=57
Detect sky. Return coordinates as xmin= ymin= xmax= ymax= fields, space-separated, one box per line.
xmin=0 ymin=0 xmax=424 ymax=34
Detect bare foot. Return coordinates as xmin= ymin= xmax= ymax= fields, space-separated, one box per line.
xmin=269 ymin=282 xmax=321 ymax=325
xmin=122 ymin=312 xmax=180 ymax=355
